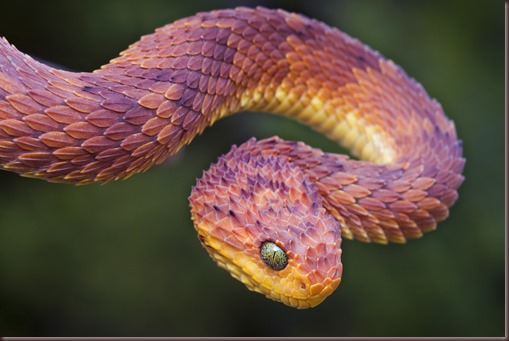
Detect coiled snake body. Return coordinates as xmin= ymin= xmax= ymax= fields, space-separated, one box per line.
xmin=0 ymin=7 xmax=464 ymax=308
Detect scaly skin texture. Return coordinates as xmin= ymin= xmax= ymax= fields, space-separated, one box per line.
xmin=0 ymin=7 xmax=464 ymax=308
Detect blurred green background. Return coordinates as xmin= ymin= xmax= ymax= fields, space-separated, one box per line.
xmin=0 ymin=0 xmax=504 ymax=337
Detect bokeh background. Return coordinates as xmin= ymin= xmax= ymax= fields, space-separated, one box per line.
xmin=0 ymin=0 xmax=504 ymax=337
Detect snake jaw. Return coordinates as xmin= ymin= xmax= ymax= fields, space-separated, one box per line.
xmin=189 ymin=140 xmax=343 ymax=308
xmin=194 ymin=222 xmax=342 ymax=309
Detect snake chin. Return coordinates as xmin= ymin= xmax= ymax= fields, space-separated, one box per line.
xmin=189 ymin=138 xmax=343 ymax=308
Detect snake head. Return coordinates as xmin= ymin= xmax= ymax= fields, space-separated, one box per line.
xmin=189 ymin=138 xmax=342 ymax=309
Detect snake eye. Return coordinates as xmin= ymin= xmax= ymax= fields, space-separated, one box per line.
xmin=260 ymin=241 xmax=288 ymax=271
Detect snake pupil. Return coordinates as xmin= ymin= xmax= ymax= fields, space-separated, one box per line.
xmin=260 ymin=241 xmax=288 ymax=271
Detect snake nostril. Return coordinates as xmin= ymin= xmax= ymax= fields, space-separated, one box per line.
xmin=198 ymin=234 xmax=206 ymax=244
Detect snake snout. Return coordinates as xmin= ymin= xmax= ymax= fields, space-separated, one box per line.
xmin=189 ymin=139 xmax=343 ymax=308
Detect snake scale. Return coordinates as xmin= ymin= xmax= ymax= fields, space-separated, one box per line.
xmin=0 ymin=7 xmax=464 ymax=308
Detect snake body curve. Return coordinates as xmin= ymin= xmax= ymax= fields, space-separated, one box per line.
xmin=0 ymin=7 xmax=464 ymax=308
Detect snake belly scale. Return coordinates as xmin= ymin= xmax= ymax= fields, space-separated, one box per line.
xmin=0 ymin=7 xmax=464 ymax=308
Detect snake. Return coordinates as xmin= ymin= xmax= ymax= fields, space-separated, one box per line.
xmin=0 ymin=7 xmax=465 ymax=309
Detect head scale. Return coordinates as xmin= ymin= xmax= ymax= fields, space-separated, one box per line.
xmin=189 ymin=138 xmax=342 ymax=308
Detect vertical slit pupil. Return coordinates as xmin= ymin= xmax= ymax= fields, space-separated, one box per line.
xmin=260 ymin=241 xmax=288 ymax=270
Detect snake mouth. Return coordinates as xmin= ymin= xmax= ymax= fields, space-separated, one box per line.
xmin=194 ymin=220 xmax=342 ymax=309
